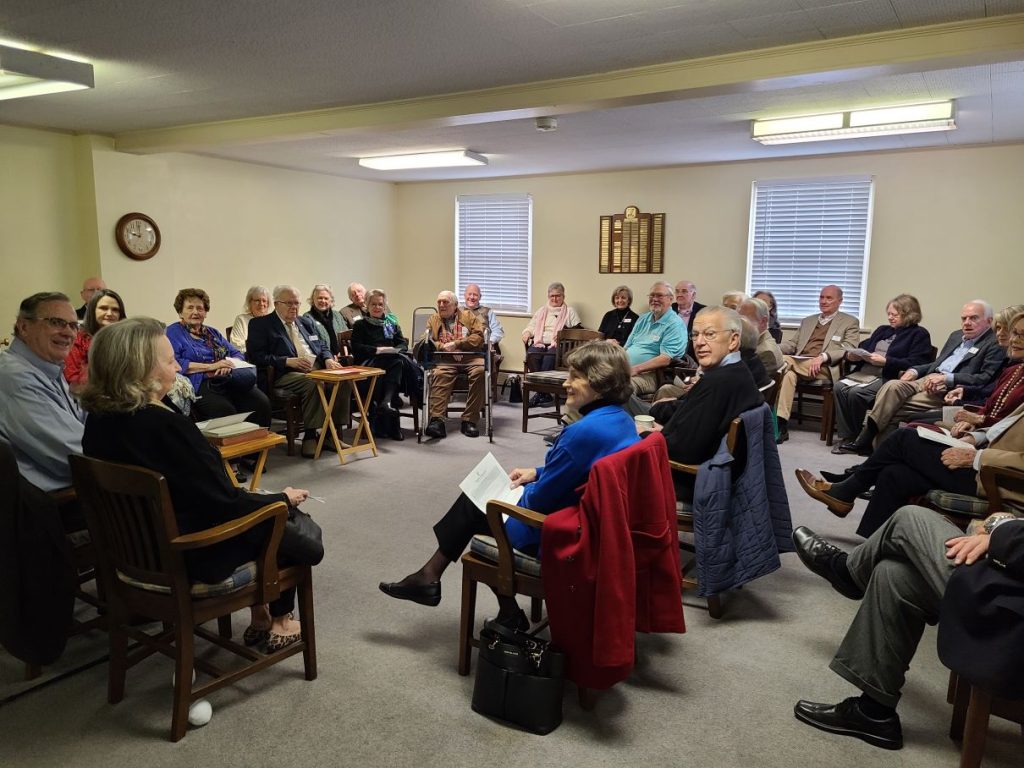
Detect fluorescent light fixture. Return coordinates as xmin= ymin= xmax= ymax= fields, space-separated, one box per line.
xmin=0 ymin=44 xmax=94 ymax=101
xmin=358 ymin=150 xmax=488 ymax=170
xmin=752 ymin=101 xmax=955 ymax=145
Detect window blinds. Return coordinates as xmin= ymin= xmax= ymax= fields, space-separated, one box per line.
xmin=747 ymin=177 xmax=873 ymax=324
xmin=455 ymin=194 xmax=532 ymax=314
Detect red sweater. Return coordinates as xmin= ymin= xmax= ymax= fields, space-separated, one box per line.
xmin=541 ymin=433 xmax=684 ymax=689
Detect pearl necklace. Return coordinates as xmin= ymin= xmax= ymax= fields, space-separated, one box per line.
xmin=989 ymin=363 xmax=1024 ymax=420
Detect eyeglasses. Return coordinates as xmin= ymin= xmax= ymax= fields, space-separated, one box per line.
xmin=275 ymin=300 xmax=301 ymax=307
xmin=1010 ymin=328 xmax=1024 ymax=340
xmin=32 ymin=316 xmax=80 ymax=332
xmin=690 ymin=328 xmax=732 ymax=342
xmin=648 ymin=293 xmax=672 ymax=300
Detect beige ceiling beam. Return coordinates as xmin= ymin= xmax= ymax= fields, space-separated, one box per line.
xmin=115 ymin=14 xmax=1024 ymax=154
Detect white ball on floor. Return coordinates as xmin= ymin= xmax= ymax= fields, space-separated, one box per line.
xmin=188 ymin=699 xmax=213 ymax=726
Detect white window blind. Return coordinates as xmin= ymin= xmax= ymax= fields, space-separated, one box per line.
xmin=455 ymin=194 xmax=532 ymax=314
xmin=746 ymin=176 xmax=873 ymax=324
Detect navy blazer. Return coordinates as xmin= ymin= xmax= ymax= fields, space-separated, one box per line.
xmin=246 ymin=312 xmax=332 ymax=375
xmin=853 ymin=323 xmax=932 ymax=379
xmin=912 ymin=327 xmax=1004 ymax=388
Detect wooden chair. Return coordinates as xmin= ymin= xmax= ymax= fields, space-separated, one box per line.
xmin=262 ymin=365 xmax=303 ymax=455
xmin=521 ymin=328 xmax=604 ymax=432
xmin=1 ymin=441 xmax=105 ymax=680
xmin=669 ymin=417 xmax=742 ymax=619
xmin=947 ymin=672 xmax=1024 ymax=768
xmin=69 ymin=454 xmax=317 ymax=742
xmin=793 ymin=368 xmax=837 ymax=445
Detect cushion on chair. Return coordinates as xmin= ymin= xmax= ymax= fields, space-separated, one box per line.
xmin=523 ymin=370 xmax=569 ymax=386
xmin=469 ymin=535 xmax=542 ymax=577
xmin=117 ymin=560 xmax=258 ymax=597
xmin=925 ymin=490 xmax=990 ymax=518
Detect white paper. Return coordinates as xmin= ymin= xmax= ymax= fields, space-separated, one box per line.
xmin=225 ymin=357 xmax=255 ymax=369
xmin=839 ymin=377 xmax=873 ymax=388
xmin=195 ymin=411 xmax=254 ymax=431
xmin=915 ymin=425 xmax=973 ymax=450
xmin=458 ymin=452 xmax=524 ymax=515
xmin=845 ymin=347 xmax=872 ymax=360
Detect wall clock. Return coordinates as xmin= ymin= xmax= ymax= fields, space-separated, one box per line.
xmin=115 ymin=212 xmax=161 ymax=260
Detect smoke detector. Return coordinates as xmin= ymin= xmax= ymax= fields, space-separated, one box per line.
xmin=535 ymin=116 xmax=558 ymax=132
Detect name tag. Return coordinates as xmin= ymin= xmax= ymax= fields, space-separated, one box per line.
xmin=622 ymin=318 xmax=633 ymax=324
xmin=831 ymin=335 xmax=842 ymax=342
xmin=968 ymin=347 xmax=979 ymax=355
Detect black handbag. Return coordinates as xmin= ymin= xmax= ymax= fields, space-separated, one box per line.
xmin=471 ymin=620 xmax=566 ymax=734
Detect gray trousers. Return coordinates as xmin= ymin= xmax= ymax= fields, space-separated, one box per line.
xmin=275 ymin=371 xmax=350 ymax=431
xmin=833 ymin=377 xmax=883 ymax=439
xmin=830 ymin=506 xmax=960 ymax=707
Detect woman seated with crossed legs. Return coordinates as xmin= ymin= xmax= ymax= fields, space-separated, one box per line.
xmin=379 ymin=340 xmax=638 ymax=629
xmin=81 ymin=317 xmax=324 ymax=652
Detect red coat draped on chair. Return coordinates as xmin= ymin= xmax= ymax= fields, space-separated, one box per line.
xmin=541 ymin=432 xmax=684 ymax=689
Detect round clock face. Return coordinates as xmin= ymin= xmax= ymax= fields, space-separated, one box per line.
xmin=115 ymin=212 xmax=161 ymax=260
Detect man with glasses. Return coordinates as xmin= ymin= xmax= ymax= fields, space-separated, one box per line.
xmin=0 ymin=292 xmax=86 ymax=490
xmin=776 ymin=284 xmax=860 ymax=444
xmin=247 ymin=284 xmax=350 ymax=458
xmin=649 ymin=306 xmax=763 ymax=501
xmin=423 ymin=291 xmax=485 ymax=440
xmin=623 ymin=281 xmax=687 ymax=396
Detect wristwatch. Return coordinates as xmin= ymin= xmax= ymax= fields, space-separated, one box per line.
xmin=983 ymin=513 xmax=1016 ymax=534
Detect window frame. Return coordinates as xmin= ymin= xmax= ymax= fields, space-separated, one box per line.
xmin=745 ymin=175 xmax=875 ymax=326
xmin=454 ymin=193 xmax=533 ymax=316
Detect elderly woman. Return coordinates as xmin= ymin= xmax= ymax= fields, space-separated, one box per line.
xmin=167 ymin=288 xmax=271 ymax=426
xmin=80 ymin=317 xmax=323 ymax=651
xmin=721 ymin=291 xmax=748 ymax=310
xmin=350 ymin=289 xmax=421 ymax=440
xmin=229 ymin=286 xmax=270 ymax=355
xmin=753 ymin=290 xmax=783 ymax=343
xmin=522 ymin=282 xmax=582 ymax=407
xmin=379 ymin=341 xmax=638 ymax=628
xmin=597 ymin=285 xmax=639 ymax=346
xmin=796 ymin=313 xmax=1024 ymax=539
xmin=832 ymin=294 xmax=932 ymax=453
xmin=304 ymin=283 xmax=349 ymax=359
xmin=64 ymin=288 xmax=126 ymax=391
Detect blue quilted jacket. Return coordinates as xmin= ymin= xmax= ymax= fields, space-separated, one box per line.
xmin=692 ymin=403 xmax=794 ymax=596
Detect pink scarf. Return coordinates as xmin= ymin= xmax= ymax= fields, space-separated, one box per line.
xmin=532 ymin=303 xmax=570 ymax=346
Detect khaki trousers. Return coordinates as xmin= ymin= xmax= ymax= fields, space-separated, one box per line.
xmin=631 ymin=371 xmax=660 ymax=396
xmin=429 ymin=361 xmax=485 ymax=423
xmin=866 ymin=379 xmax=943 ymax=436
xmin=777 ymin=355 xmax=832 ymax=421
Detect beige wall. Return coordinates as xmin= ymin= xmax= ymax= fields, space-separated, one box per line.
xmin=1 ymin=128 xmax=397 ymax=335
xmin=396 ymin=144 xmax=1024 ymax=368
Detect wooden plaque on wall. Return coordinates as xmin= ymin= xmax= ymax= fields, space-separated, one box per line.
xmin=599 ymin=205 xmax=665 ymax=274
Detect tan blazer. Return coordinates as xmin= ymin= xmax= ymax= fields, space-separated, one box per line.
xmin=977 ymin=404 xmax=1024 ymax=504
xmin=779 ymin=311 xmax=860 ymax=366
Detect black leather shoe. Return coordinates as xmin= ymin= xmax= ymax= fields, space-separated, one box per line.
xmin=821 ymin=467 xmax=857 ymax=483
xmin=837 ymin=440 xmax=873 ymax=457
xmin=776 ymin=427 xmax=789 ymax=444
xmin=424 ymin=418 xmax=446 ymax=440
xmin=378 ymin=580 xmax=441 ymax=607
xmin=794 ymin=697 xmax=902 ymax=750
xmin=460 ymin=421 xmax=479 ymax=438
xmin=792 ymin=527 xmax=864 ymax=600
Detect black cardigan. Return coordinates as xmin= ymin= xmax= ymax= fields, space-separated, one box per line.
xmin=83 ymin=404 xmax=288 ymax=583
xmin=854 ymin=323 xmax=933 ymax=379
xmin=597 ymin=307 xmax=639 ymax=346
xmin=350 ymin=318 xmax=409 ymax=365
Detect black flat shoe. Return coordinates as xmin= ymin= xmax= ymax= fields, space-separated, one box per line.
xmin=792 ymin=526 xmax=863 ymax=600
xmin=424 ymin=418 xmax=446 ymax=440
xmin=794 ymin=697 xmax=902 ymax=750
xmin=379 ymin=580 xmax=441 ymax=607
xmin=836 ymin=440 xmax=873 ymax=457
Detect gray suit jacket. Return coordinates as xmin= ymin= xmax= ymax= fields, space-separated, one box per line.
xmin=779 ymin=311 xmax=860 ymax=366
xmin=913 ymin=327 xmax=1003 ymax=388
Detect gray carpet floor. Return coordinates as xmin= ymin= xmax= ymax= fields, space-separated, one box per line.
xmin=1 ymin=402 xmax=1020 ymax=767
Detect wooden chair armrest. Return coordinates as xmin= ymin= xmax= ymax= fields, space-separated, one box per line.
xmin=484 ymin=500 xmax=544 ymax=595
xmin=49 ymin=487 xmax=77 ymax=505
xmin=980 ymin=465 xmax=1024 ymax=514
xmin=669 ymin=459 xmax=698 ymax=476
xmin=171 ymin=501 xmax=289 ymax=604
xmin=170 ymin=502 xmax=288 ymax=551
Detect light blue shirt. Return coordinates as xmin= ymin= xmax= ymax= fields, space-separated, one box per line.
xmin=937 ymin=336 xmax=975 ymax=385
xmin=472 ymin=305 xmax=504 ymax=345
xmin=0 ymin=337 xmax=85 ymax=491
xmin=623 ymin=310 xmax=686 ymax=367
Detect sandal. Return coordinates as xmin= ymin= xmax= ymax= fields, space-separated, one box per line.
xmin=243 ymin=624 xmax=270 ymax=647
xmin=265 ymin=630 xmax=303 ymax=653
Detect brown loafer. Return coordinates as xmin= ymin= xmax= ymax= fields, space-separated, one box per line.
xmin=795 ymin=468 xmax=853 ymax=518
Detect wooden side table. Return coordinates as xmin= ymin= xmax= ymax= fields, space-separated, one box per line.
xmin=307 ymin=366 xmax=384 ymax=464
xmin=214 ymin=432 xmax=286 ymax=490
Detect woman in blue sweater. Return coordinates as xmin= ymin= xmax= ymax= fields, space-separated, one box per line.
xmin=379 ymin=340 xmax=638 ymax=629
